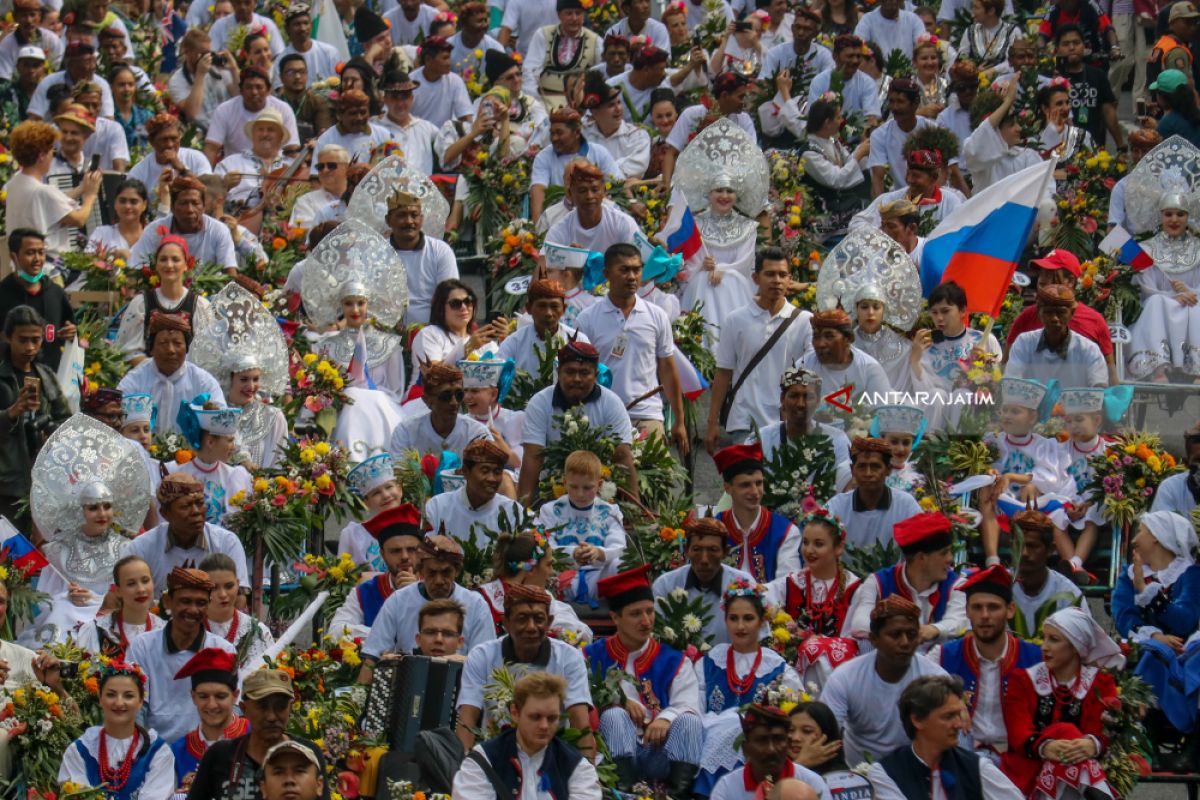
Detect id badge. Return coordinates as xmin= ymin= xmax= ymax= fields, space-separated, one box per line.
xmin=610 ymin=332 xmax=629 ymax=360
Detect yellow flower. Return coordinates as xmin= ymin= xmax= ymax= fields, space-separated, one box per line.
xmin=773 ymin=610 xmax=791 ymax=625
xmin=329 ymin=566 xmax=345 ymax=581
xmin=315 ymin=474 xmax=332 ymax=490
xmin=303 ymin=352 xmax=318 ymax=365
xmin=314 ymin=442 xmax=330 ymax=456
xmin=113 ymin=258 xmax=125 ymax=268
xmin=332 ymin=376 xmax=345 ymax=389
xmin=0 ymin=566 xmax=9 ymax=581
xmin=780 ymin=700 xmax=797 ymax=714
xmin=772 ymin=627 xmax=791 ymax=644
xmin=343 ymin=648 xmax=361 ymax=667
xmin=231 ymin=490 xmax=247 ymax=506
xmin=1123 ymin=444 xmax=1136 ymax=454
xmin=300 ymin=447 xmax=317 ymax=463
xmin=788 ymin=215 xmax=801 ymax=227
xmin=474 ymin=48 xmax=484 ymax=58
xmin=254 ymin=478 xmax=271 ymax=493
xmin=0 ymin=154 xmax=8 ymax=164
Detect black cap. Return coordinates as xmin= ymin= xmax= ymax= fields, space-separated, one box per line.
xmin=484 ymin=48 xmax=519 ymax=84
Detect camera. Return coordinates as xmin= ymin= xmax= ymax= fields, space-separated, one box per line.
xmin=734 ymin=21 xmax=753 ymax=32
xmin=58 ymin=661 xmax=79 ymax=680
xmin=212 ymin=53 xmax=228 ymax=67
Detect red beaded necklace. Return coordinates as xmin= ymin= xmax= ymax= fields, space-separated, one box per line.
xmin=98 ymin=728 xmax=140 ymax=791
xmin=802 ymin=566 xmax=844 ymax=630
xmin=206 ymin=611 xmax=240 ymax=644
xmin=114 ymin=613 xmax=151 ymax=651
xmin=726 ymin=646 xmax=762 ymax=697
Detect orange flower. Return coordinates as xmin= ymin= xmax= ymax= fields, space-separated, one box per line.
xmin=176 ymin=449 xmax=194 ymax=464
xmin=1052 ymin=402 xmax=1064 ymax=417
xmin=84 ymin=676 xmax=99 ymax=695
xmin=1135 ymin=444 xmax=1153 ymax=461
xmin=659 ymin=526 xmax=676 ymax=541
xmin=413 ymin=792 xmax=426 ymax=800
xmin=1080 ymin=274 xmax=1094 ymax=289
xmin=1165 ymin=453 xmax=1177 ymax=468
xmin=505 ymin=234 xmax=520 ymax=247
xmin=49 ymin=704 xmax=62 ymax=717
xmin=522 ymin=243 xmax=536 ymax=256
xmin=272 ymin=237 xmax=287 ymax=251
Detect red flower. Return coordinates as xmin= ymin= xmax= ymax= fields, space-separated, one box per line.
xmin=336 ymin=771 xmax=360 ymax=798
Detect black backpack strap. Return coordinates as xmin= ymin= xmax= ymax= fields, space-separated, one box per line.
xmin=466 ymin=750 xmax=517 ymax=799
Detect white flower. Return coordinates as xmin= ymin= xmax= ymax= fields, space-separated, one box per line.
xmin=683 ymin=614 xmax=702 ymax=633
xmin=599 ymin=482 xmax=617 ymax=502
xmin=850 ymin=762 xmax=872 ymax=776
xmin=671 ymin=587 xmax=689 ymax=602
xmin=663 ymin=626 xmax=678 ymax=641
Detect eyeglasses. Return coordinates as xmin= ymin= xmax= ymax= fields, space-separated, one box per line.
xmin=384 ymin=89 xmax=414 ymax=97
xmin=419 ymin=627 xmax=461 ymax=639
xmin=435 ymin=389 xmax=465 ymax=403
xmin=315 ymin=162 xmax=341 ymax=171
xmin=446 ymin=297 xmax=475 ymax=310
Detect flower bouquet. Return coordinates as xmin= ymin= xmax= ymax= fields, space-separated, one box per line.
xmin=0 ymin=549 xmax=48 ymax=639
xmin=760 ymin=432 xmax=839 ymax=514
xmin=654 ymin=586 xmax=714 ymax=656
xmin=692 ymin=0 xmax=732 ymax=49
xmin=0 ymin=682 xmax=82 ymax=795
xmin=0 ymin=145 xmax=17 ymax=234
xmin=59 ymin=782 xmax=109 ymax=800
xmin=1075 ymin=252 xmax=1141 ymax=324
xmin=386 ymin=779 xmax=452 ymax=800
xmin=1099 ymin=670 xmax=1153 ymax=798
xmin=764 ymin=607 xmax=805 ymax=664
xmin=485 ymin=220 xmax=542 ymax=318
xmin=149 ymin=430 xmax=195 ymax=465
xmin=622 ymin=503 xmax=689 ymax=574
xmin=504 ymin=328 xmax=566 ymax=411
xmin=284 ymin=352 xmax=354 ymax=437
xmin=538 ymin=407 xmax=621 ymax=501
xmin=1046 ymin=148 xmax=1125 ymax=259
xmin=276 ymin=552 xmax=367 ymax=627
xmin=1086 ymin=431 xmax=1182 ymax=530
xmin=582 ymin=0 xmax=622 ymax=32
xmin=463 ymin=148 xmax=532 ymax=241
xmin=75 ymin=311 xmax=129 ymax=389
xmin=275 ymin=436 xmax=362 ymax=525
xmin=630 ymin=431 xmax=688 ymax=513
xmin=62 ymin=245 xmax=131 ymax=295
xmin=251 ymin=218 xmax=308 ymax=289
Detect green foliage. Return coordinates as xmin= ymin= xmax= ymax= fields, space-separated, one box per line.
xmin=843 ymin=539 xmax=901 ymax=578
xmin=760 ymin=431 xmax=839 ymax=516
xmin=654 ymin=587 xmax=714 ymax=653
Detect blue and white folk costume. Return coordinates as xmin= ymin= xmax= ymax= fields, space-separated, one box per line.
xmin=171 ymin=402 xmax=252 ymax=525
xmin=537 ymin=495 xmax=626 ymax=604
xmin=59 ymin=726 xmax=176 ymax=800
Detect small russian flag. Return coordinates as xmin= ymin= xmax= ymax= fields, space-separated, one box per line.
xmin=0 ymin=518 xmax=47 ymax=576
xmin=672 ymin=350 xmax=709 ymax=401
xmin=660 ymin=195 xmax=703 ymax=261
xmin=347 ymin=327 xmax=377 ymax=390
xmin=1099 ymin=225 xmax=1155 ymax=271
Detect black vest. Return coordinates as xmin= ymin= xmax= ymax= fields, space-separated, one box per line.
xmin=479 ymin=728 xmax=584 ymax=800
xmin=878 ymin=745 xmax=983 ymax=800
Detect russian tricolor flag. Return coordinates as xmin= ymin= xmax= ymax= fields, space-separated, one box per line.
xmin=0 ymin=517 xmax=47 ymax=576
xmin=921 ymin=160 xmax=1057 ymax=317
xmin=672 ymin=350 xmax=709 ymax=401
xmin=1099 ymin=225 xmax=1155 ymax=271
xmin=347 ymin=327 xmax=377 ymax=390
xmin=660 ymin=194 xmax=703 ymax=260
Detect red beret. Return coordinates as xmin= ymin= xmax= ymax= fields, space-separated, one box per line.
xmin=598 ymin=564 xmax=653 ymax=611
xmin=893 ymin=512 xmax=953 ymax=551
xmin=174 ymin=647 xmax=238 ymax=688
xmin=957 ymin=564 xmax=1013 ymax=602
xmin=364 ymin=503 xmax=422 ymax=543
xmin=713 ymin=442 xmax=763 ymax=481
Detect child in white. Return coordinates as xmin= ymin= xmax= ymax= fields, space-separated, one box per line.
xmin=338 ymin=453 xmax=405 ymax=572
xmin=1058 ymin=387 xmax=1120 ymax=579
xmin=536 ymin=450 xmax=626 ymax=604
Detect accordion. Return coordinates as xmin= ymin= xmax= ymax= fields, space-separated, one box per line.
xmin=360 ymin=655 xmax=463 ymax=753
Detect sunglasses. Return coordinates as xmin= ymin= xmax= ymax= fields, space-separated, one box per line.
xmin=447 ymin=297 xmax=476 ymax=310
xmin=315 ymin=162 xmax=341 ymax=171
xmin=435 ymin=389 xmax=465 ymax=403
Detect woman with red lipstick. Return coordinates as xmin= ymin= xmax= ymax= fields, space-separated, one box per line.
xmin=74 ymin=555 xmax=166 ymax=658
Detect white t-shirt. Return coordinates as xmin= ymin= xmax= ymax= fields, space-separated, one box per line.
xmin=166 ymin=66 xmax=236 ymax=128
xmin=545 ymin=204 xmax=640 ymax=254
xmin=372 ymin=114 xmax=440 ymax=176
xmin=205 ymin=95 xmax=301 ymax=157
xmin=395 ymin=235 xmax=461 ymax=325
xmin=2 ymin=171 xmax=76 ymax=254
xmin=854 ymin=8 xmax=926 ymax=59
xmin=208 ymin=13 xmax=285 ymax=56
xmin=384 ymin=4 xmax=438 ymax=45
xmin=281 ymin=40 xmax=341 ymax=86
xmin=715 ymin=302 xmax=813 ymax=432
xmin=312 ymin=122 xmax=395 ymax=166
xmin=575 ymin=296 xmax=675 ymax=421
xmin=530 ymin=140 xmax=621 ymax=188
xmin=410 ymin=66 xmax=474 ymax=129
xmin=500 ymin=0 xmax=558 ymax=55
xmin=28 ymin=70 xmax=113 ymax=118
xmin=127 ymin=148 xmax=212 ymax=214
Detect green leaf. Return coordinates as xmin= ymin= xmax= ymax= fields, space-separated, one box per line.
xmin=315 ymin=406 xmax=337 ymax=437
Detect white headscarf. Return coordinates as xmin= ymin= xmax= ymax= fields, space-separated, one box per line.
xmin=1043 ymin=607 xmax=1126 ymax=670
xmin=1139 ymin=511 xmax=1199 ymax=563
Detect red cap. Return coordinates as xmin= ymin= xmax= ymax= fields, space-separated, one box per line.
xmin=364 ymin=503 xmax=422 ymax=543
xmin=1030 ymin=249 xmax=1081 ymax=278
xmin=957 ymin=564 xmax=1013 ymax=602
xmin=598 ymin=564 xmax=654 ymax=611
xmin=713 ymin=442 xmax=763 ymax=481
xmin=174 ymin=647 xmax=238 ymax=688
xmin=893 ymin=512 xmax=953 ymax=551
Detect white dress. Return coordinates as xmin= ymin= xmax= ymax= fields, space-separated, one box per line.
xmin=316 ymin=326 xmax=410 ymax=461
xmin=36 ymin=529 xmax=131 ymax=643
xmin=855 ymin=325 xmax=913 ymax=391
xmin=1128 ymin=231 xmax=1200 ymax=379
xmin=234 ymin=401 xmax=288 ymax=469
xmin=72 ymin=612 xmax=167 ymax=657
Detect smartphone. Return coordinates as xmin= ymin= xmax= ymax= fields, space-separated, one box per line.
xmin=89 ymin=154 xmax=100 ymax=172
xmin=931 ymin=330 xmax=946 ymax=344
xmin=486 ymin=312 xmax=506 ymax=326
xmin=23 ymin=376 xmax=40 ymax=404
xmin=734 ymin=21 xmax=752 ymax=32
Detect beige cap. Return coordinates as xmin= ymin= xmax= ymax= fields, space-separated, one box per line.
xmin=241 ymin=668 xmax=294 ymax=701
xmin=243 ymin=107 xmax=288 ymax=138
xmin=1170 ymin=2 xmax=1200 ymax=22
xmin=262 ymin=740 xmax=321 ymax=770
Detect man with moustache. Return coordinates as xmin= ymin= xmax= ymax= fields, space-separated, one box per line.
xmin=329 ymin=504 xmax=424 ymax=638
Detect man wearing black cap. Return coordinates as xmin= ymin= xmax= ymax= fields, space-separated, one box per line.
xmin=27 ymin=40 xmax=114 ymax=118
xmin=280 ymin=4 xmax=339 ymax=87
xmin=939 ymin=565 xmax=1041 ymax=762
xmin=412 ymin=36 xmax=474 ymax=128
xmin=518 ymin=339 xmax=638 ymax=505
xmin=584 ymin=566 xmax=703 ymax=796
xmin=523 ymin=0 xmax=603 ymax=108
xmin=581 ymin=71 xmax=650 ymax=178
xmin=709 ymin=705 xmax=832 ymax=800
xmin=329 ymin=504 xmax=424 ymax=638
xmin=867 ymin=675 xmax=1025 ymax=799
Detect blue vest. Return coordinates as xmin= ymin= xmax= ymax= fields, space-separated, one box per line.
xmin=584 ymin=638 xmax=685 ymax=713
xmin=716 ymin=509 xmax=794 ymax=582
xmin=356 ymin=575 xmax=393 ymax=627
xmin=480 ymin=727 xmax=584 ymax=800
xmin=879 ymin=744 xmax=982 ymax=800
xmin=940 ymin=634 xmax=1042 ymax=718
xmin=874 ymin=564 xmax=958 ymax=623
xmin=75 ymin=733 xmax=168 ymax=800
xmin=700 ymin=651 xmax=785 ymax=714
xmin=169 ymin=736 xmax=200 ymax=792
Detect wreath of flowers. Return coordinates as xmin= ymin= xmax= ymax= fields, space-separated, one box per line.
xmin=724 ymin=577 xmax=765 ymax=603
xmin=506 ymin=529 xmax=550 ymax=574
xmin=96 ymin=660 xmax=148 ymax=692
xmin=796 ymin=506 xmax=847 ymax=541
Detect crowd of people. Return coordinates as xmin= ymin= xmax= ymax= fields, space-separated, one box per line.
xmin=0 ymin=0 xmax=1199 ymax=796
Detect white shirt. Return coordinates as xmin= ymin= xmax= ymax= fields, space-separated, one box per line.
xmin=385 ymin=3 xmax=438 ymax=44
xmin=214 ymin=150 xmax=289 ymax=206
xmin=828 ymin=486 xmax=923 ymax=551
xmin=854 ymin=8 xmax=926 ymax=59
xmin=963 ymin=119 xmax=1044 ymax=191
xmin=796 ymin=346 xmax=892 ymax=406
xmin=449 ymin=32 xmax=505 ymax=76
xmin=809 ymin=69 xmax=882 ymax=118
xmin=453 ymin=742 xmax=603 ymax=800
xmin=605 ymin=71 xmax=662 ymax=125
xmin=1151 ymin=471 xmax=1198 ymax=517
xmin=1004 ymin=330 xmax=1108 ymax=388
xmin=652 ymin=564 xmax=756 ymax=646
xmin=208 ymin=13 xmax=285 ymax=56
xmin=28 ymin=70 xmax=113 ymax=118
xmin=117 ymin=360 xmax=226 ymax=435
xmin=530 ymin=140 xmax=621 ymax=188
xmin=605 ymin=16 xmax=670 ymax=49
xmin=545 ymin=204 xmax=640 ymax=253
xmin=123 ymin=521 xmax=248 ymax=591
xmin=389 ymin=411 xmax=492 ymax=460
xmin=666 ymin=105 xmax=756 ymax=153
xmin=868 ymin=116 xmax=936 ymax=187
xmin=711 ymin=762 xmax=832 ymax=800
xmin=753 ymin=420 xmax=853 ymax=492
xmin=58 ymin=726 xmax=177 ymax=800
xmin=522 ymin=384 xmax=634 ymax=446
xmin=2 ymin=171 xmax=76 ymax=254
xmin=127 ymin=149 xmax=213 ymax=215
xmin=337 ymin=520 xmax=384 ymax=573
xmin=205 ymin=95 xmax=301 ymax=156
xmin=206 ymin=609 xmax=273 ymax=669
xmin=761 ymin=39 xmax=836 ymax=79
xmin=843 ymin=564 xmax=968 ymax=642
xmin=72 ymin=612 xmax=166 ymax=656
xmin=395 ymin=235 xmax=461 ymax=325
xmin=129 ymin=213 xmax=239 ymax=270
xmin=411 ymin=66 xmax=474 ymax=129
xmin=459 ymin=636 xmax=592 ymax=721
xmin=83 ymin=117 xmax=130 ymax=170
xmin=716 ymin=301 xmax=812 ymax=432
xmin=867 ymin=748 xmax=1024 ymax=799
xmin=372 ymin=114 xmax=440 ymax=177
xmin=581 ymin=118 xmax=651 ymax=179
xmin=608 ymin=637 xmax=702 ymax=725
xmin=537 ymin=496 xmax=626 ymax=569
xmin=1012 ymin=571 xmax=1088 ymax=636
xmin=281 ymin=40 xmax=341 ymax=86
xmin=424 ymin=485 xmax=520 ymax=547
xmin=166 ymin=65 xmax=236 ymax=129
xmin=313 ymin=122 xmax=395 ymax=166
xmin=114 ymin=289 xmax=212 ymax=362
xmin=575 ymin=296 xmax=675 ymax=421
xmin=290 ymin=188 xmax=346 ymax=230
xmin=851 ymin=186 xmax=966 ymax=231
xmin=497 ymin=323 xmax=587 ymax=376
xmin=362 ymin=581 xmax=497 ymax=659
xmin=800 ymin=135 xmax=868 ymax=188
xmin=822 ymin=650 xmax=949 ymax=765
xmin=126 ymin=626 xmax=237 ymax=742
